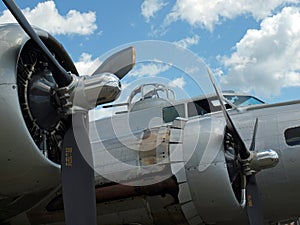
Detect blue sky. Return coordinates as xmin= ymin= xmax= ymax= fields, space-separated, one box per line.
xmin=1 ymin=0 xmax=300 ymax=107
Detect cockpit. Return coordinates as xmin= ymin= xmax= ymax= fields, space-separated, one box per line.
xmin=104 ymin=83 xmax=265 ymax=124
xmin=223 ymin=93 xmax=264 ymax=107
xmin=162 ymin=91 xmax=265 ymax=123
xmin=128 ymin=83 xmax=176 ymax=112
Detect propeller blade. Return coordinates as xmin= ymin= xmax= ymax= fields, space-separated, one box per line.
xmin=2 ymin=0 xmax=72 ymax=87
xmin=207 ymin=68 xmax=250 ymax=160
xmin=207 ymin=69 xmax=264 ymax=224
xmin=93 ymin=46 xmax=136 ymax=79
xmin=246 ymin=175 xmax=264 ymax=225
xmin=62 ymin=112 xmax=97 ymax=225
xmin=246 ymin=118 xmax=264 ymax=224
xmin=249 ymin=118 xmax=259 ymax=151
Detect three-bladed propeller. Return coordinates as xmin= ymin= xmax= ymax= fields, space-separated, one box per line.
xmin=207 ymin=68 xmax=278 ymax=225
xmin=2 ymin=0 xmax=136 ymax=224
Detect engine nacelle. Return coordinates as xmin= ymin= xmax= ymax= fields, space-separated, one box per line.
xmin=176 ymin=116 xmax=243 ymax=224
xmin=0 ymin=24 xmax=77 ymax=196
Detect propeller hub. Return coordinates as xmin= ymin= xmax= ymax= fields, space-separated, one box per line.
xmin=248 ymin=150 xmax=279 ymax=173
xmin=56 ymin=73 xmax=121 ymax=115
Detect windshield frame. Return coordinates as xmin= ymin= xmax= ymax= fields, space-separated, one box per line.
xmin=223 ymin=94 xmax=265 ymax=107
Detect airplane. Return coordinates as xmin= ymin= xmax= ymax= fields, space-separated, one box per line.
xmin=1 ymin=0 xmax=300 ymax=225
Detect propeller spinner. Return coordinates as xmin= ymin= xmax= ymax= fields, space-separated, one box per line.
xmin=2 ymin=0 xmax=136 ymax=224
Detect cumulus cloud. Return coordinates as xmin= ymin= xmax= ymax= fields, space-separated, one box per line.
xmin=89 ymin=107 xmax=115 ymax=121
xmin=75 ymin=53 xmax=101 ymax=75
xmin=168 ymin=77 xmax=186 ymax=89
xmin=164 ymin=0 xmax=299 ymax=31
xmin=173 ymin=35 xmax=200 ymax=49
xmin=129 ymin=62 xmax=171 ymax=77
xmin=0 ymin=1 xmax=97 ymax=35
xmin=141 ymin=0 xmax=167 ymax=22
xmin=219 ymin=7 xmax=300 ymax=97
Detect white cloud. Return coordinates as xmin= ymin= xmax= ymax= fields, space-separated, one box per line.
xmin=141 ymin=0 xmax=167 ymax=22
xmin=168 ymin=77 xmax=186 ymax=89
xmin=74 ymin=53 xmax=101 ymax=75
xmin=164 ymin=0 xmax=299 ymax=31
xmin=89 ymin=107 xmax=116 ymax=121
xmin=129 ymin=62 xmax=171 ymax=77
xmin=173 ymin=35 xmax=200 ymax=49
xmin=0 ymin=1 xmax=97 ymax=35
xmin=219 ymin=7 xmax=300 ymax=97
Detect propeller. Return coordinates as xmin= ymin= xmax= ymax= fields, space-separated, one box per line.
xmin=92 ymin=46 xmax=136 ymax=79
xmin=2 ymin=0 xmax=136 ymax=224
xmin=207 ymin=69 xmax=271 ymax=225
xmin=61 ymin=112 xmax=97 ymax=225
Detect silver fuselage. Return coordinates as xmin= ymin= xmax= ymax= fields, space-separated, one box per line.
xmin=87 ymin=98 xmax=300 ymax=225
xmin=0 ymin=24 xmax=300 ymax=225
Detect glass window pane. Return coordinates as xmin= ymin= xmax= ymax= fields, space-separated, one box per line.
xmin=285 ymin=127 xmax=300 ymax=146
xmin=188 ymin=101 xmax=208 ymax=117
xmin=163 ymin=104 xmax=185 ymax=123
xmin=224 ymin=95 xmax=264 ymax=107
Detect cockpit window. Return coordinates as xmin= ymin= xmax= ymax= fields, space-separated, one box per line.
xmin=285 ymin=126 xmax=300 ymax=146
xmin=224 ymin=95 xmax=264 ymax=107
xmin=163 ymin=104 xmax=185 ymax=123
xmin=188 ymin=97 xmax=231 ymax=117
xmin=128 ymin=84 xmax=175 ymax=105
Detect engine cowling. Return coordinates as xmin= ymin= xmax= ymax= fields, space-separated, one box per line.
xmin=176 ymin=116 xmax=244 ymax=224
xmin=0 ymin=24 xmax=76 ymax=198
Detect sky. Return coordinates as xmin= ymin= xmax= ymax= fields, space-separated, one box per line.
xmin=1 ymin=0 xmax=300 ymax=111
